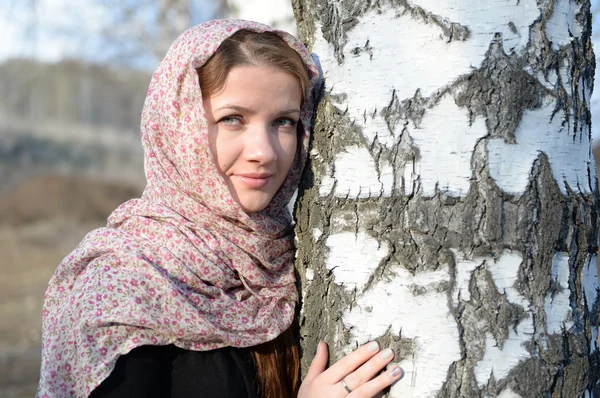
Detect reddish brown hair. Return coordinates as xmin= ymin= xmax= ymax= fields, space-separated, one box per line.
xmin=197 ymin=29 xmax=308 ymax=398
xmin=250 ymin=324 xmax=300 ymax=398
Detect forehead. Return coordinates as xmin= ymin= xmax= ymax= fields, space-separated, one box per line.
xmin=208 ymin=65 xmax=302 ymax=106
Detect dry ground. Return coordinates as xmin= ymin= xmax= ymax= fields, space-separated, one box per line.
xmin=0 ymin=175 xmax=140 ymax=397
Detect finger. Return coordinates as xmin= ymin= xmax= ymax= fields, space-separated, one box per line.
xmin=348 ymin=364 xmax=404 ymax=398
xmin=344 ymin=347 xmax=395 ymax=390
xmin=304 ymin=341 xmax=329 ymax=382
xmin=322 ymin=341 xmax=380 ymax=383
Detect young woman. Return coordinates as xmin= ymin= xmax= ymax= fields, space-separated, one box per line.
xmin=37 ymin=19 xmax=404 ymax=398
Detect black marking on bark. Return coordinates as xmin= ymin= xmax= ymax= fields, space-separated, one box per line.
xmin=383 ymin=88 xmax=427 ymax=132
xmin=350 ymin=39 xmax=373 ymax=60
xmin=391 ymin=0 xmax=470 ymax=42
xmin=454 ymin=37 xmax=547 ymax=144
xmin=300 ymin=0 xmax=470 ymax=64
xmin=474 ymin=264 xmax=525 ymax=348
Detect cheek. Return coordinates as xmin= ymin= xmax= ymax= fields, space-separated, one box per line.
xmin=208 ymin=126 xmax=233 ymax=175
xmin=207 ymin=125 xmax=220 ymax=164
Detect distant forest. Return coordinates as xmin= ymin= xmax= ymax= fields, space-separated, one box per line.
xmin=0 ymin=59 xmax=149 ymax=130
xmin=0 ymin=59 xmax=149 ymax=191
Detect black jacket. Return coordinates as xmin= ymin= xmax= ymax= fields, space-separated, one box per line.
xmin=90 ymin=345 xmax=258 ymax=398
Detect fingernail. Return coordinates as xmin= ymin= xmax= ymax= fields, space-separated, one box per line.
xmin=389 ymin=365 xmax=404 ymax=378
xmin=381 ymin=348 xmax=394 ymax=360
xmin=367 ymin=341 xmax=379 ymax=352
xmin=315 ymin=342 xmax=322 ymax=355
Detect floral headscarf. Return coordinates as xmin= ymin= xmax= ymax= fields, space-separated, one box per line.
xmin=37 ymin=19 xmax=320 ymax=397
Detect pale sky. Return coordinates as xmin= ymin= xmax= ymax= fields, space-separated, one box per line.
xmin=0 ymin=0 xmax=108 ymax=61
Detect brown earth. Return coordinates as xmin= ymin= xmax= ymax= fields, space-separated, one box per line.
xmin=0 ymin=175 xmax=141 ymax=397
xmin=0 ymin=175 xmax=142 ymax=226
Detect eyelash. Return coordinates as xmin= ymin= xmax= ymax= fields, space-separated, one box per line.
xmin=218 ymin=116 xmax=298 ymax=129
xmin=219 ymin=116 xmax=242 ymax=126
xmin=274 ymin=118 xmax=298 ymax=127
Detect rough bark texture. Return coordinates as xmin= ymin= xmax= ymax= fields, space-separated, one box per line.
xmin=292 ymin=0 xmax=600 ymax=397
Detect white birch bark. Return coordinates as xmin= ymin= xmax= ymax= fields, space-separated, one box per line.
xmin=293 ymin=0 xmax=600 ymax=396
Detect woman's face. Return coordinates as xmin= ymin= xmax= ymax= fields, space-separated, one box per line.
xmin=204 ymin=65 xmax=302 ymax=213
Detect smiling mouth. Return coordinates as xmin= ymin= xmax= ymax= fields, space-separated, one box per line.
xmin=235 ymin=175 xmax=272 ymax=189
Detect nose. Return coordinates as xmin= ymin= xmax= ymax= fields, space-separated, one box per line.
xmin=244 ymin=124 xmax=278 ymax=164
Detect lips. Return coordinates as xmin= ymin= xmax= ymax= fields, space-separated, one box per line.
xmin=234 ymin=173 xmax=273 ymax=189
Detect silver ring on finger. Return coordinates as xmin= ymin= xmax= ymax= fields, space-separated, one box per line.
xmin=340 ymin=377 xmax=353 ymax=393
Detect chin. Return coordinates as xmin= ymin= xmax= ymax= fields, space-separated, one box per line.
xmin=237 ymin=196 xmax=272 ymax=214
xmin=240 ymin=203 xmax=269 ymax=214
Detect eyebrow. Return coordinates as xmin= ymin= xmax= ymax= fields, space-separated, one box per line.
xmin=215 ymin=105 xmax=300 ymax=115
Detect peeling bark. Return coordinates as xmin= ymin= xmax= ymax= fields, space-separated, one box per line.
xmin=293 ymin=0 xmax=599 ymax=397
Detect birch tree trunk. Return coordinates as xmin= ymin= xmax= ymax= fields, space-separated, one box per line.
xmin=292 ymin=1 xmax=600 ymax=396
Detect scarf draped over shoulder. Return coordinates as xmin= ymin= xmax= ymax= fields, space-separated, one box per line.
xmin=37 ymin=19 xmax=320 ymax=397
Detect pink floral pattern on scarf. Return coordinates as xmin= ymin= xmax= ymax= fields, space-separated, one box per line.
xmin=37 ymin=19 xmax=320 ymax=397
